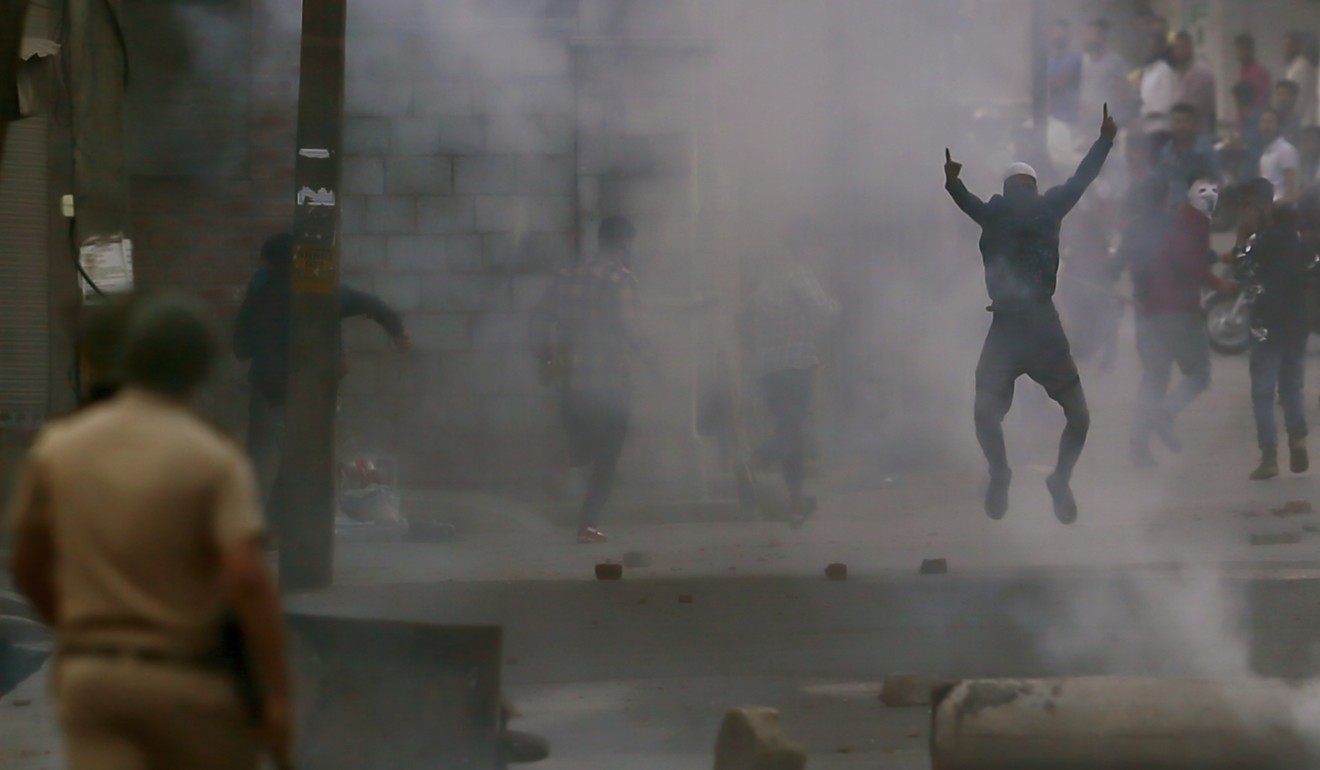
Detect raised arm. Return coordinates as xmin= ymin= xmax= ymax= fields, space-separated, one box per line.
xmin=944 ymin=148 xmax=989 ymax=224
xmin=1046 ymin=104 xmax=1118 ymax=215
xmin=339 ymin=284 xmax=408 ymax=348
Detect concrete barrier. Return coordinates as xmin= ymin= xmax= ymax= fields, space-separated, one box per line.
xmin=288 ymin=614 xmax=502 ymax=770
xmin=931 ymin=677 xmax=1313 ymax=770
xmin=713 ymin=707 xmax=806 ymax=770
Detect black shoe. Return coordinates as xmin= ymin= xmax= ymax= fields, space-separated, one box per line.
xmin=1290 ymin=436 xmax=1310 ymax=474
xmin=500 ymin=729 xmax=550 ymax=764
xmin=1046 ymin=473 xmax=1077 ymax=524
xmin=985 ymin=471 xmax=1011 ymax=520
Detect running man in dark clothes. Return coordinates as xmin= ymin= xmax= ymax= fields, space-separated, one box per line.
xmin=944 ymin=104 xmax=1117 ymax=523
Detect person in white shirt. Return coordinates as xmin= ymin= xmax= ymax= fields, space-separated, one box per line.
xmin=1079 ymin=18 xmax=1130 ymax=125
xmin=1283 ymin=31 xmax=1318 ymax=127
xmin=1139 ymin=33 xmax=1177 ymax=134
xmin=1259 ymin=108 xmax=1301 ymax=202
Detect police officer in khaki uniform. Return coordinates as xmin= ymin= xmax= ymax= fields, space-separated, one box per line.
xmin=7 ymin=293 xmax=294 ymax=770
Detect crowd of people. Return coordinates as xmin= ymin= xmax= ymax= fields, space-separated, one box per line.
xmin=953 ymin=16 xmax=1320 ymax=524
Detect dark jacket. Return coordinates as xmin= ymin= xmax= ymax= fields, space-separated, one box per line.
xmin=946 ymin=137 xmax=1113 ymax=310
xmin=1236 ymin=222 xmax=1314 ymax=342
xmin=234 ymin=267 xmax=405 ymax=403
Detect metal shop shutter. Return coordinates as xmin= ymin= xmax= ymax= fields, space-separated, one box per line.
xmin=0 ymin=117 xmax=50 ymax=427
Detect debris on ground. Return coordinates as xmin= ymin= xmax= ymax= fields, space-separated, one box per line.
xmin=678 ymin=594 xmax=695 ymax=604
xmin=1273 ymin=500 xmax=1314 ymax=516
xmin=825 ymin=563 xmax=848 ymax=581
xmin=713 ymin=707 xmax=807 ymax=770
xmin=1250 ymin=532 xmax=1303 ymax=546
xmin=880 ymin=674 xmax=940 ymax=707
xmin=920 ymin=558 xmax=949 ymax=575
xmin=595 ymin=563 xmax=623 ymax=580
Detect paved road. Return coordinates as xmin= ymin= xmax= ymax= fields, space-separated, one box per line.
xmin=6 ymin=330 xmax=1320 ymax=769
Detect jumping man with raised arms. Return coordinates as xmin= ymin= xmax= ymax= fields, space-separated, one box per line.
xmin=944 ymin=104 xmax=1117 ymax=523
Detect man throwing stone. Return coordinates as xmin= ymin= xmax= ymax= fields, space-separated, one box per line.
xmin=945 ymin=104 xmax=1117 ymax=523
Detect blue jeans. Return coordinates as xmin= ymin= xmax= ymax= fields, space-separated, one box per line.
xmin=1249 ymin=334 xmax=1308 ymax=450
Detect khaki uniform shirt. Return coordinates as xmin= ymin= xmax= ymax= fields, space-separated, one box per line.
xmin=6 ymin=389 xmax=264 ymax=657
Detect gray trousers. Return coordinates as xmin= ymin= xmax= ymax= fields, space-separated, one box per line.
xmin=1131 ymin=312 xmax=1210 ymax=449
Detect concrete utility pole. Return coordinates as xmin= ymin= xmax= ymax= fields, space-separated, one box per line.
xmin=279 ymin=0 xmax=347 ymax=590
xmin=0 ymin=0 xmax=32 ymax=174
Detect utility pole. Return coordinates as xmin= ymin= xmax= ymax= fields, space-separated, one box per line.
xmin=280 ymin=0 xmax=346 ymax=590
xmin=0 ymin=0 xmax=31 ymax=177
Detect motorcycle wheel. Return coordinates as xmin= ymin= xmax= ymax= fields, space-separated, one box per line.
xmin=1205 ymin=294 xmax=1251 ymax=355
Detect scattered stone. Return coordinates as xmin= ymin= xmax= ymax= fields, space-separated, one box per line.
xmin=1250 ymin=532 xmax=1303 ymax=546
xmin=881 ymin=674 xmax=939 ymax=707
xmin=825 ymin=563 xmax=848 ymax=581
xmin=622 ymin=550 xmax=652 ymax=568
xmin=12 ymin=699 xmax=30 ymax=707
xmin=679 ymin=594 xmax=695 ymax=604
xmin=920 ymin=558 xmax=949 ymax=575
xmin=1305 ymin=524 xmax=1319 ymax=533
xmin=595 ymin=563 xmax=623 ymax=580
xmin=713 ymin=707 xmax=807 ymax=770
xmin=835 ymin=746 xmax=853 ymax=754
xmin=1273 ymin=500 xmax=1315 ymax=516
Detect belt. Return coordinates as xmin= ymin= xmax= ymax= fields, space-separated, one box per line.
xmin=61 ymin=644 xmax=224 ymax=670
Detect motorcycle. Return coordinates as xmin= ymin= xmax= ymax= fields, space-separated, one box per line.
xmin=1204 ymin=284 xmax=1253 ymax=355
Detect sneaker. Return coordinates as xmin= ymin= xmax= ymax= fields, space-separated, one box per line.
xmin=985 ymin=471 xmax=1011 ymax=520
xmin=1249 ymin=449 xmax=1279 ymax=481
xmin=1046 ymin=473 xmax=1077 ymax=524
xmin=788 ymin=496 xmax=818 ymax=529
xmin=576 ymin=526 xmax=608 ymax=544
xmin=1290 ymin=436 xmax=1310 ymax=474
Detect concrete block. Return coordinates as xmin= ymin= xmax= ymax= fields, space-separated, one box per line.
xmin=413 ymin=79 xmax=475 ymax=116
xmin=713 ymin=707 xmax=806 ymax=770
xmin=438 ymin=352 xmax=505 ymax=394
xmin=456 ymin=156 xmax=519 ymax=195
xmin=346 ymin=80 xmax=412 ymax=117
xmin=417 ymin=196 xmax=476 ymax=235
xmin=487 ymin=115 xmax=574 ymax=155
xmin=446 ymin=235 xmax=483 ymax=273
xmin=475 ymin=196 xmax=521 ymax=233
xmin=411 ymin=313 xmax=471 ymax=351
xmin=420 ymin=274 xmax=508 ymax=313
xmin=386 ymin=158 xmax=453 ymax=196
xmin=513 ymin=274 xmax=554 ymax=311
xmin=340 ymin=195 xmax=368 ymax=235
xmin=386 ymin=236 xmax=446 ymax=271
xmin=345 ymin=117 xmax=391 ymax=156
xmin=482 ymin=233 xmax=522 ymax=270
xmin=526 ymin=196 xmax=573 ymax=232
xmin=436 ymin=117 xmax=486 ymax=155
xmin=391 ymin=117 xmax=441 ymax=156
xmin=342 ymin=158 xmax=385 ymax=196
xmin=341 ymin=235 xmax=387 ymax=270
xmin=518 ymin=156 xmax=575 ymax=195
xmin=367 ymin=197 xmax=417 ymax=234
xmin=473 ymin=313 xmax=528 ymax=349
xmin=881 ymin=674 xmax=939 ymax=707
xmin=510 ymin=77 xmax=575 ymax=114
xmin=376 ymin=272 xmax=423 ymax=312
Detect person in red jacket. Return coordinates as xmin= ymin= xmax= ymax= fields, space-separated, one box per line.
xmin=1129 ymin=175 xmax=1234 ymax=467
